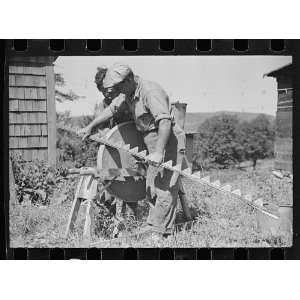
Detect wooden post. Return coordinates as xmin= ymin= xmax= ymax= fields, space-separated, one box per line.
xmin=82 ymin=199 xmax=95 ymax=246
xmin=82 ymin=178 xmax=98 ymax=245
xmin=45 ymin=65 xmax=56 ymax=167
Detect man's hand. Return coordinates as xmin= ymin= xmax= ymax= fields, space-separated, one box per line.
xmin=77 ymin=125 xmax=92 ymax=141
xmin=146 ymin=152 xmax=164 ymax=166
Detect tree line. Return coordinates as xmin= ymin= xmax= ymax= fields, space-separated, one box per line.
xmin=192 ymin=114 xmax=275 ymax=170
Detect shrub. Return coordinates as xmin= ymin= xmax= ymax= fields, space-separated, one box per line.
xmin=194 ymin=114 xmax=244 ymax=169
xmin=239 ymin=114 xmax=275 ymax=168
xmin=193 ymin=113 xmax=275 ymax=170
xmin=56 ymin=112 xmax=98 ymax=168
xmin=10 ymin=153 xmax=65 ymax=205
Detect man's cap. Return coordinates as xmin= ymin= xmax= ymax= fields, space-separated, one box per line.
xmin=102 ymin=63 xmax=133 ymax=88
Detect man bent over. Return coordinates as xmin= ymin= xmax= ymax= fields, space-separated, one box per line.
xmin=78 ymin=63 xmax=186 ymax=236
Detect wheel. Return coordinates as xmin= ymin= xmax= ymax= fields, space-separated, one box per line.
xmin=97 ymin=121 xmax=147 ymax=203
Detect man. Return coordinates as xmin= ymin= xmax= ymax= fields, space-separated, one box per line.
xmin=94 ymin=66 xmax=136 ymax=222
xmin=78 ymin=63 xmax=186 ymax=236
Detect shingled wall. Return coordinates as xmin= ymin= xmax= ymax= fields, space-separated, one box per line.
xmin=8 ymin=57 xmax=56 ymax=166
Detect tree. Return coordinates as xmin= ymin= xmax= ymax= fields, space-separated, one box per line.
xmin=194 ymin=114 xmax=244 ymax=169
xmin=240 ymin=114 xmax=275 ymax=169
xmin=55 ymin=73 xmax=85 ymax=103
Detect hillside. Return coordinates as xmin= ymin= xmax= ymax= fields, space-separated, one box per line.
xmin=61 ymin=111 xmax=275 ymax=133
xmin=184 ymin=111 xmax=275 ymax=132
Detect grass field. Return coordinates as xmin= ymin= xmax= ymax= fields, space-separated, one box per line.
xmin=10 ymin=159 xmax=293 ymax=248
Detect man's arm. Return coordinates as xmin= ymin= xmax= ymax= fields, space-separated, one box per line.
xmin=145 ymin=89 xmax=173 ymax=164
xmin=87 ymin=106 xmax=113 ymax=130
xmin=77 ymin=94 xmax=126 ymax=139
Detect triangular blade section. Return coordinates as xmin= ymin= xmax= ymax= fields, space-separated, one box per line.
xmin=254 ymin=198 xmax=264 ymax=207
xmin=112 ymin=141 xmax=123 ymax=148
xmin=232 ymin=189 xmax=241 ymax=196
xmin=94 ymin=135 xmax=105 ymax=142
xmin=122 ymin=144 xmax=131 ymax=150
xmin=172 ymin=164 xmax=182 ymax=172
xmin=162 ymin=160 xmax=173 ymax=168
xmin=212 ymin=180 xmax=221 ymax=187
xmin=192 ymin=171 xmax=201 ymax=178
xmin=245 ymin=194 xmax=252 ymax=202
xmin=169 ymin=172 xmax=180 ymax=187
xmin=182 ymin=168 xmax=192 ymax=175
xmin=137 ymin=150 xmax=147 ymax=158
xmin=133 ymin=176 xmax=143 ymax=181
xmin=115 ymin=175 xmax=126 ymax=182
xmin=201 ymin=176 xmax=210 ymax=183
xmin=129 ymin=147 xmax=139 ymax=154
xmin=221 ymin=184 xmax=231 ymax=192
xmin=101 ymin=132 xmax=110 ymax=140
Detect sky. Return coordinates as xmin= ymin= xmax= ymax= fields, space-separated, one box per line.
xmin=54 ymin=55 xmax=292 ymax=116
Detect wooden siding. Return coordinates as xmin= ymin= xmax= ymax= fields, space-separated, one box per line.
xmin=46 ymin=65 xmax=56 ymax=166
xmin=264 ymin=64 xmax=292 ymax=173
xmin=9 ymin=99 xmax=47 ymax=112
xmin=10 ymin=149 xmax=48 ymax=161
xmin=10 ymin=75 xmax=46 ymax=87
xmin=9 ymin=112 xmax=47 ymax=124
xmin=9 ymin=124 xmax=48 ymax=136
xmin=276 ymin=110 xmax=292 ymax=137
xmin=9 ymin=65 xmax=46 ymax=75
xmin=8 ymin=63 xmax=55 ymax=164
xmin=274 ymin=87 xmax=293 ymax=173
xmin=9 ymin=136 xmax=48 ymax=149
xmin=9 ymin=87 xmax=47 ymax=99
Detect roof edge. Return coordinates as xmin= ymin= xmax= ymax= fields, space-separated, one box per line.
xmin=263 ymin=63 xmax=292 ymax=78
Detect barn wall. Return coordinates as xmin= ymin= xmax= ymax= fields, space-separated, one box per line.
xmin=8 ymin=64 xmax=56 ymax=165
xmin=277 ymin=76 xmax=292 ymax=90
xmin=275 ymin=88 xmax=293 ymax=173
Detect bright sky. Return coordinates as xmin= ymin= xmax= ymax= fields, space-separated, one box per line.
xmin=55 ymin=55 xmax=292 ymax=116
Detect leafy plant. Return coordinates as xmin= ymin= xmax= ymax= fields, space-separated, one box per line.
xmin=56 ymin=111 xmax=98 ymax=168
xmin=10 ymin=153 xmax=67 ymax=205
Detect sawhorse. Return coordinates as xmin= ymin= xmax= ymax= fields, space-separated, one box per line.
xmin=64 ymin=175 xmax=113 ymax=246
xmin=65 ymin=172 xmax=192 ymax=246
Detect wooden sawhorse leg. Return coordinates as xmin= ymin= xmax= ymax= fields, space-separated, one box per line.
xmin=82 ymin=178 xmax=98 ymax=246
xmin=65 ymin=176 xmax=85 ymax=237
xmin=66 ymin=176 xmax=115 ymax=246
xmin=65 ymin=175 xmax=99 ymax=245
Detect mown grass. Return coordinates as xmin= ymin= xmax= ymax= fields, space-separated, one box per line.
xmin=10 ymin=159 xmax=293 ymax=248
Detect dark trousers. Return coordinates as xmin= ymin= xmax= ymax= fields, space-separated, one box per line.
xmin=143 ymin=124 xmax=187 ymax=234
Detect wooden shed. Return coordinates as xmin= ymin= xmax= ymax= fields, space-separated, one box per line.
xmin=264 ymin=63 xmax=293 ymax=173
xmin=8 ymin=56 xmax=57 ymax=166
xmin=185 ymin=132 xmax=200 ymax=164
